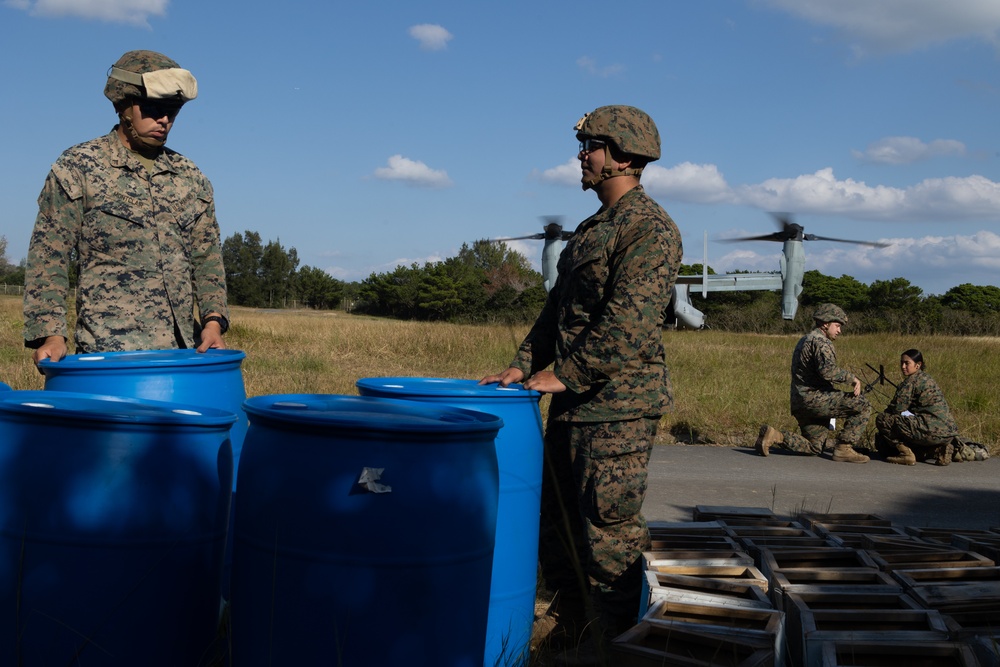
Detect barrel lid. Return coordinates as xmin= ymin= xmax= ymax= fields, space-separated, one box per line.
xmin=243 ymin=394 xmax=503 ymax=434
xmin=37 ymin=349 xmax=246 ymax=375
xmin=356 ymin=377 xmax=539 ymax=400
xmin=0 ymin=390 xmax=238 ymax=427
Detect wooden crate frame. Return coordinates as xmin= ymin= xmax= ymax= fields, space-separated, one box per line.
xmin=610 ymin=620 xmax=775 ymax=667
xmin=641 ymin=599 xmax=786 ymax=667
xmin=798 ymin=608 xmax=950 ymax=666
xmin=641 ymin=570 xmax=772 ymax=617
xmin=818 ymin=640 xmax=981 ymax=666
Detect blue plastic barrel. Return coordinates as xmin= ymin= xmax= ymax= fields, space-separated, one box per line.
xmin=230 ymin=394 xmax=502 ymax=667
xmin=0 ymin=382 xmax=10 ymax=391
xmin=0 ymin=390 xmax=235 ymax=666
xmin=38 ymin=349 xmax=248 ymax=492
xmin=356 ymin=377 xmax=543 ymax=667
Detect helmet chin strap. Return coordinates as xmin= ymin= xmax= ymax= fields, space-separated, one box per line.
xmin=120 ymin=103 xmax=166 ymax=153
xmin=582 ymin=144 xmax=644 ymax=191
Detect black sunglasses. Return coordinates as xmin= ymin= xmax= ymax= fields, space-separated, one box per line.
xmin=137 ymin=99 xmax=183 ymax=120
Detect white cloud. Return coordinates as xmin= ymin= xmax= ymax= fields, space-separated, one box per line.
xmin=7 ymin=0 xmax=167 ymax=26
xmin=408 ymin=23 xmax=453 ymax=51
xmin=373 ymin=155 xmax=453 ymax=188
xmin=533 ymin=158 xmax=582 ymax=187
xmin=759 ymin=0 xmax=1000 ymax=55
xmin=537 ymin=158 xmax=1000 ymax=224
xmin=642 ymin=162 xmax=734 ymax=204
xmin=576 ymin=56 xmax=624 ymax=77
xmin=852 ymin=137 xmax=967 ymax=164
xmin=736 ymin=168 xmax=1000 ymax=221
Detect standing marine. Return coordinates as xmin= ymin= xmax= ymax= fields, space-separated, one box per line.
xmin=23 ymin=49 xmax=229 ymax=365
xmin=481 ymin=105 xmax=682 ymax=664
xmin=756 ymin=303 xmax=872 ymax=463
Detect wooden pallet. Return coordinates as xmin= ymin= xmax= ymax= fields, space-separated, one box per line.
xmin=759 ymin=547 xmax=879 ymax=581
xmin=798 ymin=609 xmax=951 ymax=666
xmin=641 ymin=599 xmax=787 ymax=667
xmin=818 ymin=640 xmax=981 ymax=666
xmin=769 ymin=569 xmax=902 ymax=611
xmin=610 ymin=620 xmax=775 ymax=667
xmin=641 ymin=570 xmax=773 ymax=617
xmin=869 ymin=549 xmax=995 ymax=572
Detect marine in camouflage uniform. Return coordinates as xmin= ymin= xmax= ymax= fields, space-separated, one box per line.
xmin=482 ymin=106 xmax=682 ymax=651
xmin=876 ymin=349 xmax=960 ymax=466
xmin=756 ymin=304 xmax=872 ymax=463
xmin=23 ymin=50 xmax=228 ymax=361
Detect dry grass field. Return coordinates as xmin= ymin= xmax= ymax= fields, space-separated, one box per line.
xmin=3 ymin=296 xmax=998 ymax=452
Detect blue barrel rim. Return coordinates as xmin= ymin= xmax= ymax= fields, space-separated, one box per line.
xmin=356 ymin=376 xmax=540 ymax=400
xmin=37 ymin=348 xmax=247 ymax=374
xmin=243 ymin=394 xmax=503 ymax=434
xmin=0 ymin=390 xmax=239 ymax=427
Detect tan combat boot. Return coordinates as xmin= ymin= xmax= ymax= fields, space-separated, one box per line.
xmin=887 ymin=443 xmax=916 ymax=466
xmin=832 ymin=444 xmax=870 ymax=463
xmin=755 ymin=425 xmax=783 ymax=457
xmin=935 ymin=442 xmax=954 ymax=467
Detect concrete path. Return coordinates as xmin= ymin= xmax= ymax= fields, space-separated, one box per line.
xmin=643 ymin=444 xmax=1000 ymax=530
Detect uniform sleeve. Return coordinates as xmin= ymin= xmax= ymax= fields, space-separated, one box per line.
xmin=886 ymin=375 xmax=915 ymax=413
xmin=188 ymin=180 xmax=229 ymax=320
xmin=23 ymin=168 xmax=82 ymax=347
xmin=511 ymin=287 xmax=559 ymax=375
xmin=556 ymin=219 xmax=680 ymax=394
xmin=814 ymin=339 xmax=856 ymax=386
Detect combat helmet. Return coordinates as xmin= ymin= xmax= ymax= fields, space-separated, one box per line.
xmin=104 ymin=50 xmax=198 ymax=107
xmin=813 ymin=303 xmax=848 ymax=325
xmin=575 ymin=105 xmax=660 ymax=160
xmin=575 ymin=105 xmax=659 ymax=189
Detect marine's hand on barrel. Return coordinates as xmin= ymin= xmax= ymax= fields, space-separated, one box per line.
xmin=32 ymin=336 xmax=67 ymax=371
xmin=479 ymin=367 xmax=524 ymax=388
xmin=197 ymin=322 xmax=227 ymax=352
xmin=523 ymin=370 xmax=565 ymax=394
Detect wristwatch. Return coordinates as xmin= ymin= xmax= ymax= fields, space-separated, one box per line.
xmin=201 ymin=314 xmax=229 ymax=335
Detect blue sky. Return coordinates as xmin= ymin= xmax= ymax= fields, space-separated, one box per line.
xmin=1 ymin=0 xmax=998 ymax=297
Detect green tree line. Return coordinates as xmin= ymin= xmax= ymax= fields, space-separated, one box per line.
xmin=4 ymin=233 xmax=999 ymax=335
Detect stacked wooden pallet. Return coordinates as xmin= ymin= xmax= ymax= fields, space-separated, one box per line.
xmin=609 ymin=507 xmax=999 ymax=666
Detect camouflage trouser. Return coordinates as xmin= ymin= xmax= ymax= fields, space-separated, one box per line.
xmin=538 ymin=417 xmax=657 ymax=634
xmin=781 ymin=392 xmax=872 ymax=455
xmin=875 ymin=412 xmax=955 ymax=460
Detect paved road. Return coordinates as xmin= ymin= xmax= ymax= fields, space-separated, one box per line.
xmin=642 ymin=444 xmax=1000 ymax=530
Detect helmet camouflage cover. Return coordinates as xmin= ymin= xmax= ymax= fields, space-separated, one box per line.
xmin=104 ymin=50 xmax=198 ymax=106
xmin=574 ymin=105 xmax=660 ymax=161
xmin=813 ymin=303 xmax=848 ymax=325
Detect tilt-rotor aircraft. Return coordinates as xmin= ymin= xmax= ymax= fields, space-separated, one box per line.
xmin=495 ymin=214 xmax=889 ymax=329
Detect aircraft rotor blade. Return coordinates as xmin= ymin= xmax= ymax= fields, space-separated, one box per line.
xmin=803 ymin=234 xmax=890 ymax=248
xmin=493 ymin=233 xmax=546 ymax=241
xmin=717 ymin=232 xmax=789 ymax=243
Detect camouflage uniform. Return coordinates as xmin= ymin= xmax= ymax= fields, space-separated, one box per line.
xmin=24 ymin=49 xmax=227 ymax=355
xmin=777 ymin=327 xmax=871 ymax=454
xmin=876 ymin=370 xmax=958 ymax=453
xmin=23 ymin=130 xmax=226 ymax=353
xmin=511 ymin=184 xmax=682 ymax=632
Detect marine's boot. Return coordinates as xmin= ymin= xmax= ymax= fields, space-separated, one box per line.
xmin=755 ymin=425 xmax=782 ymax=457
xmin=887 ymin=443 xmax=916 ymax=466
xmin=831 ymin=444 xmax=870 ymax=463
xmin=935 ymin=442 xmax=954 ymax=467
